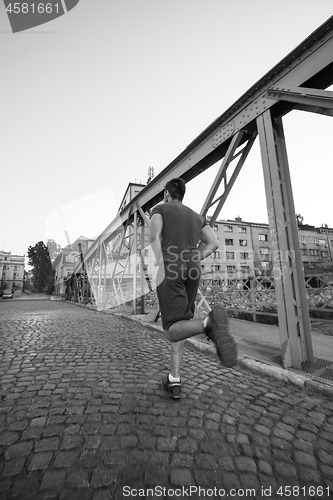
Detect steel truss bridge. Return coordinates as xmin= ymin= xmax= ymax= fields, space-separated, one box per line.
xmin=72 ymin=16 xmax=333 ymax=370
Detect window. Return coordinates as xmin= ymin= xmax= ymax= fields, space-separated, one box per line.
xmin=301 ymin=249 xmax=308 ymax=256
xmin=212 ymin=251 xmax=220 ymax=259
xmin=144 ymin=249 xmax=149 ymax=257
xmin=299 ymin=236 xmax=306 ymax=243
xmin=241 ymin=265 xmax=249 ymax=273
xmin=309 ymin=249 xmax=320 ymax=256
xmin=240 ymin=252 xmax=249 ymax=260
xmin=213 ymin=224 xmax=218 ymax=232
xmin=211 ymin=265 xmax=220 ymax=272
xmin=239 ymin=239 xmax=247 ymax=246
xmin=225 ymin=225 xmax=233 ymax=232
xmin=307 ymin=237 xmax=318 ymax=244
xmin=321 ymin=251 xmax=328 ymax=258
xmin=260 ymin=248 xmax=269 ymax=255
xmin=259 ymin=234 xmax=268 ymax=242
xmin=226 ymin=252 xmax=234 ymax=259
xmin=225 ymin=239 xmax=233 ymax=246
xmin=318 ymin=239 xmax=326 ymax=246
xmin=261 ymin=262 xmax=271 ymax=268
xmin=227 ymin=265 xmax=236 ymax=273
xmin=238 ymin=227 xmax=247 ymax=234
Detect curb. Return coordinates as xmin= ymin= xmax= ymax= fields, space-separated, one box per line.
xmin=63 ymin=301 xmax=333 ymax=399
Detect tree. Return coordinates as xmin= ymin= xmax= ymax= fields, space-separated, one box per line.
xmin=47 ymin=239 xmax=62 ymax=262
xmin=27 ymin=241 xmax=55 ymax=294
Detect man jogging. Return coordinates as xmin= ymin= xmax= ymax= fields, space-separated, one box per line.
xmin=149 ymin=177 xmax=237 ymax=399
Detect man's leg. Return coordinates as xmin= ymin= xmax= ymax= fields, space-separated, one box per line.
xmin=165 ymin=318 xmax=205 ymax=342
xmin=170 ymin=340 xmax=185 ymax=379
xmin=166 ymin=310 xmax=237 ymax=369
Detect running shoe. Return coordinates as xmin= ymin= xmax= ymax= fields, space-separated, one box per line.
xmin=205 ymin=305 xmax=237 ymax=368
xmin=161 ymin=375 xmax=181 ymax=399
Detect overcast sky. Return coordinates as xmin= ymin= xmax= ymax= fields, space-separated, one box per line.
xmin=1 ymin=0 xmax=333 ymax=257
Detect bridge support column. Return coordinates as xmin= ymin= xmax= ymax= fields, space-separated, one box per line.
xmin=133 ymin=211 xmax=138 ymax=315
xmin=257 ymin=110 xmax=314 ymax=368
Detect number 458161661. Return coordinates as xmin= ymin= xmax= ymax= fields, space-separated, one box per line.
xmin=5 ymin=3 xmax=60 ymax=14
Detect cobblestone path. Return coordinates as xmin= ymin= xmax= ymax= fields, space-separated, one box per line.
xmin=0 ymin=300 xmax=333 ymax=500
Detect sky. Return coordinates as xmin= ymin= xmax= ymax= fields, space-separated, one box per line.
xmin=1 ymin=0 xmax=333 ymax=261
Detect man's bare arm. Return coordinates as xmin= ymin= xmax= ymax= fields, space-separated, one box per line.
xmin=198 ymin=225 xmax=219 ymax=260
xmin=149 ymin=213 xmax=163 ymax=265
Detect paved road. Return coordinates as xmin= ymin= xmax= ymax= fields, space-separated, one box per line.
xmin=0 ymin=301 xmax=333 ymax=500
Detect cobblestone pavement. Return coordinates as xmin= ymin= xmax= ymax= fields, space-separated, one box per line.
xmin=0 ymin=301 xmax=333 ymax=500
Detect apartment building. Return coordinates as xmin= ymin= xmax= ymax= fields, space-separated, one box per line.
xmin=298 ymin=224 xmax=333 ymax=272
xmin=203 ymin=218 xmax=333 ymax=281
xmin=0 ymin=251 xmax=25 ymax=293
xmin=202 ymin=217 xmax=270 ymax=281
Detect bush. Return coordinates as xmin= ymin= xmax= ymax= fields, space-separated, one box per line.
xmin=227 ymin=308 xmax=279 ymax=326
xmin=309 ymin=309 xmax=333 ymax=320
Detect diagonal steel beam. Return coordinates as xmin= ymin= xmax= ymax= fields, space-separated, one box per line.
xmin=201 ymin=131 xmax=257 ymax=225
xmin=267 ymin=85 xmax=333 ymax=110
xmin=200 ymin=130 xmax=245 ymax=218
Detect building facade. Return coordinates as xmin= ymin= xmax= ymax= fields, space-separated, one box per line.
xmin=53 ymin=237 xmax=95 ymax=297
xmin=0 ymin=251 xmax=25 ymax=294
xmin=203 ymin=218 xmax=333 ymax=282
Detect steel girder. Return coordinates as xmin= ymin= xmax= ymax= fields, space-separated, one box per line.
xmin=257 ymin=112 xmax=314 ymax=368
xmin=74 ymin=16 xmax=333 ymax=368
xmin=200 ymin=130 xmax=258 ymax=223
xmin=84 ymin=206 xmax=151 ymax=313
xmin=267 ymin=86 xmax=333 ymax=117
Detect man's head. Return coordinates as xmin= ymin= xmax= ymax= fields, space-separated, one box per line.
xmin=164 ymin=178 xmax=186 ymax=202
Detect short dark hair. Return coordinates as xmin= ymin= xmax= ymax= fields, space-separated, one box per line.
xmin=165 ymin=178 xmax=186 ymax=201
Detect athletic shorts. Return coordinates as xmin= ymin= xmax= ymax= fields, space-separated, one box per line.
xmin=156 ymin=257 xmax=201 ymax=331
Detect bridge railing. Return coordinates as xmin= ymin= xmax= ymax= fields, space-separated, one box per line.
xmin=142 ymin=274 xmax=333 ymax=325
